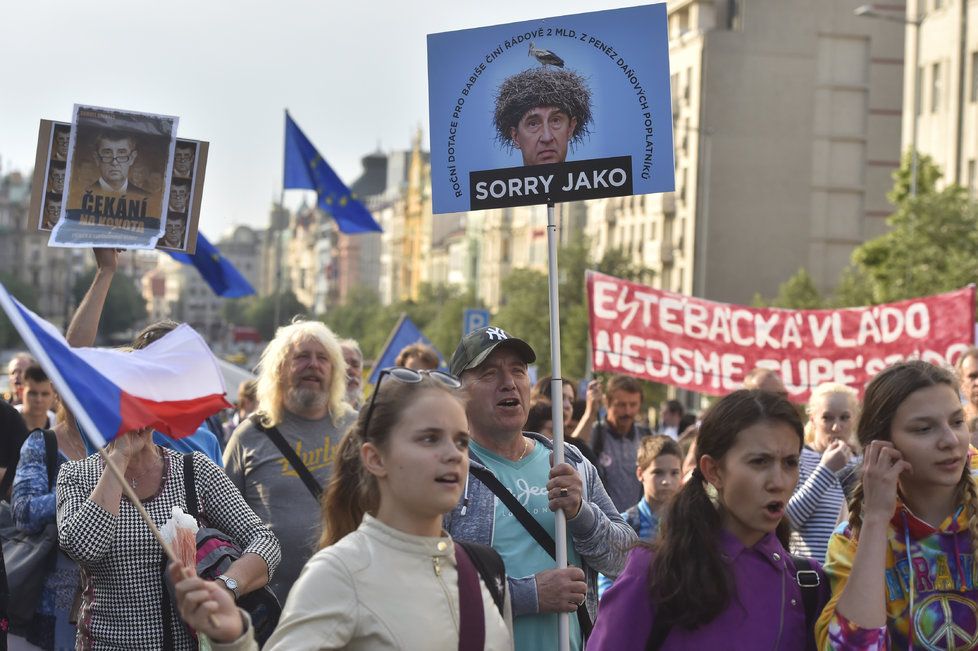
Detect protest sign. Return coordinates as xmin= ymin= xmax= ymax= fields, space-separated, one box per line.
xmin=427 ymin=4 xmax=674 ymax=213
xmin=587 ymin=271 xmax=976 ymax=401
xmin=155 ymin=138 xmax=208 ymax=254
xmin=27 ymin=120 xmax=70 ymax=232
xmin=50 ymin=104 xmax=179 ymax=249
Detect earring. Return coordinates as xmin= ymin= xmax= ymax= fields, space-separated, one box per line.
xmin=704 ymin=482 xmax=720 ymax=509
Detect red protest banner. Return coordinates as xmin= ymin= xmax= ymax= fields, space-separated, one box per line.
xmin=587 ymin=271 xmax=976 ymax=402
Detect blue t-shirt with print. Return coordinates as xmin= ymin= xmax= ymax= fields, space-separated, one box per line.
xmin=470 ymin=439 xmax=583 ymax=651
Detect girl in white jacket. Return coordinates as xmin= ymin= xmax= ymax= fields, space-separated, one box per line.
xmin=170 ymin=368 xmax=514 ymax=650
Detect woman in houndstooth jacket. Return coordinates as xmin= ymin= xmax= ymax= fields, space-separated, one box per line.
xmin=57 ymin=428 xmax=281 ymax=650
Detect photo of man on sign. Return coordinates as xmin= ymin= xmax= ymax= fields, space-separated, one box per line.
xmin=494 ymin=66 xmax=592 ymax=167
xmin=87 ymin=130 xmax=148 ymax=197
xmin=51 ymin=104 xmax=177 ymax=249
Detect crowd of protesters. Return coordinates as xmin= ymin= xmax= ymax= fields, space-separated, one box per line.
xmin=1 ymin=251 xmax=978 ymax=649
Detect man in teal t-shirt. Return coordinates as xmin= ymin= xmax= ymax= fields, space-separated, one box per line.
xmin=468 ymin=438 xmax=584 ymax=649
xmin=445 ymin=326 xmax=636 ymax=651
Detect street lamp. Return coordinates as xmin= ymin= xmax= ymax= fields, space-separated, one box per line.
xmin=854 ymin=3 xmax=924 ymax=197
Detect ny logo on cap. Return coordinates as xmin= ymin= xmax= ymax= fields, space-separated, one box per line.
xmin=485 ymin=327 xmax=509 ymax=341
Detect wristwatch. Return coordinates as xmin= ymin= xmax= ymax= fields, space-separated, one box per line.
xmin=216 ymin=574 xmax=240 ymax=601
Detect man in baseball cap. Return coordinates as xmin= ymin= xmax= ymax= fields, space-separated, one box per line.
xmin=449 ymin=326 xmax=536 ymax=376
xmin=445 ymin=326 xmax=634 ymax=651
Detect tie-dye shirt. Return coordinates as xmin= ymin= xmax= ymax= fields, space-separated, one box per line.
xmin=815 ymin=497 xmax=978 ymax=650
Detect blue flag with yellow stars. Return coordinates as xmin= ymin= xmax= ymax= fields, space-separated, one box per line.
xmin=167 ymin=233 xmax=256 ymax=298
xmin=283 ymin=112 xmax=383 ymax=234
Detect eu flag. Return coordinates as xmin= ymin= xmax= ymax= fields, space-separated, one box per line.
xmin=167 ymin=233 xmax=256 ymax=298
xmin=283 ymin=112 xmax=383 ymax=234
xmin=367 ymin=314 xmax=446 ymax=385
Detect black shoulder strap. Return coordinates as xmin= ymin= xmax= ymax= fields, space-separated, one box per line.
xmin=250 ymin=415 xmax=322 ymax=501
xmin=457 ymin=540 xmax=506 ymax=618
xmin=645 ymin=616 xmax=671 ymax=651
xmin=182 ymin=453 xmax=199 ymax=520
xmin=42 ymin=429 xmax=58 ymax=490
xmin=791 ymin=555 xmax=820 ymax=647
xmin=467 ymin=464 xmax=592 ymax=637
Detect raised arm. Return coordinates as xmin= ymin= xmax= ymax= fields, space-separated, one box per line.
xmin=66 ymin=248 xmax=117 ymax=347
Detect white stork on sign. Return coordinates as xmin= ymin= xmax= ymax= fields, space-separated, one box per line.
xmin=528 ymin=42 xmax=564 ymax=67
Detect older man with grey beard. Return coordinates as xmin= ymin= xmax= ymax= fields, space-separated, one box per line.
xmin=224 ymin=320 xmax=357 ymax=603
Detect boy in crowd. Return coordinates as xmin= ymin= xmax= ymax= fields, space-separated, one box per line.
xmin=598 ymin=435 xmax=683 ymax=597
xmin=16 ymin=365 xmax=57 ymax=430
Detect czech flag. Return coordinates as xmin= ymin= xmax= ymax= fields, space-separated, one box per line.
xmin=0 ymin=282 xmax=230 ymax=448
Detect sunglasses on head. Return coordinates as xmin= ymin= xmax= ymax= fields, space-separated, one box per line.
xmin=362 ymin=367 xmax=462 ymax=434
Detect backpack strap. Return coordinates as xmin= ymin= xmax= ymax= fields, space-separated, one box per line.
xmin=250 ymin=415 xmax=322 ymax=501
xmin=182 ymin=453 xmax=199 ymax=520
xmin=42 ymin=429 xmax=58 ymax=490
xmin=456 ymin=540 xmax=506 ymax=618
xmin=468 ymin=464 xmax=593 ymax=638
xmin=791 ymin=554 xmax=821 ymax=648
xmin=454 ymin=542 xmax=486 ymax=651
xmin=645 ymin=616 xmax=671 ymax=651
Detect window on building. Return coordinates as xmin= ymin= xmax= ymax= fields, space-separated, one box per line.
xmin=933 ymin=0 xmax=942 ymax=9
xmin=726 ymin=0 xmax=742 ymax=31
xmin=931 ymin=61 xmax=942 ymax=113
xmin=915 ymin=66 xmax=923 ymax=116
xmin=971 ymin=52 xmax=978 ymax=102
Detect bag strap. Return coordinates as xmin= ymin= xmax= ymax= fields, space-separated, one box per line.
xmin=454 ymin=543 xmax=487 ymax=651
xmin=182 ymin=453 xmax=199 ymax=520
xmin=791 ymin=554 xmax=821 ymax=648
xmin=457 ymin=540 xmax=506 ymax=618
xmin=645 ymin=616 xmax=671 ymax=651
xmin=468 ymin=464 xmax=593 ymax=638
xmin=250 ymin=415 xmax=322 ymax=501
xmin=42 ymin=429 xmax=58 ymax=490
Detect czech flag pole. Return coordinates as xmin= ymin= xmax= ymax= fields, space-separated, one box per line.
xmin=0 ymin=282 xmax=230 ymax=572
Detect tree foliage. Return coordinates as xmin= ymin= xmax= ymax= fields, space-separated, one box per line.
xmin=0 ymin=273 xmax=38 ymax=349
xmin=71 ymin=270 xmax=147 ymax=340
xmin=494 ymin=238 xmax=650 ymax=378
xmin=221 ymin=291 xmax=309 ymax=340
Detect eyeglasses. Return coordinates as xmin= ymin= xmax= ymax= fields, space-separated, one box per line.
xmin=96 ymin=153 xmax=133 ymax=163
xmin=362 ymin=367 xmax=461 ymax=436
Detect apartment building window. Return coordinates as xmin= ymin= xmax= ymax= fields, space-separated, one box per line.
xmin=931 ymin=61 xmax=942 ymax=113
xmin=727 ymin=0 xmax=743 ymax=31
xmin=971 ymin=52 xmax=978 ymax=102
xmin=684 ymin=68 xmax=692 ymax=102
xmin=915 ymin=66 xmax=924 ymax=116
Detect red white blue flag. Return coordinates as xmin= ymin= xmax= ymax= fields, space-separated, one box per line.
xmin=0 ymin=282 xmax=230 ymax=447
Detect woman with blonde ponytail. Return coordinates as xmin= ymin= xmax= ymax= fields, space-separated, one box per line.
xmin=169 ymin=368 xmax=514 ymax=650
xmin=787 ymin=382 xmax=860 ymax=560
xmin=589 ymin=390 xmax=829 ymax=650
xmin=816 ymin=360 xmax=978 ymax=650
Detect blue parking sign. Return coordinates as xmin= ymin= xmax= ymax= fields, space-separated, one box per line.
xmin=463 ymin=309 xmax=490 ymax=335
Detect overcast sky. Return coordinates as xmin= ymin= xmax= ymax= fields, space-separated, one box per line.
xmin=0 ymin=0 xmax=646 ymax=237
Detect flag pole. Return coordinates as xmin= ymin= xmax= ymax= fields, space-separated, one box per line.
xmin=546 ymin=201 xmax=570 ymax=651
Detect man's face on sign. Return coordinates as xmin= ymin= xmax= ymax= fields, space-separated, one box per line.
xmin=174 ymin=145 xmax=195 ymax=177
xmin=164 ymin=217 xmax=185 ymax=247
xmin=510 ymin=106 xmax=577 ymax=166
xmin=54 ymin=130 xmax=70 ymax=159
xmin=94 ymin=136 xmax=137 ymax=187
xmin=44 ymin=199 xmax=62 ymax=228
xmin=48 ymin=167 xmax=65 ymax=194
xmin=169 ymin=184 xmax=189 ymax=212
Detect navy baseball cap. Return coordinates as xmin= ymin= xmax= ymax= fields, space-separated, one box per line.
xmin=449 ymin=326 xmax=536 ymax=377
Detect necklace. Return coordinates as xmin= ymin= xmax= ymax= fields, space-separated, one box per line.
xmin=517 ymin=436 xmax=529 ymax=461
xmin=125 ymin=451 xmax=163 ymax=488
